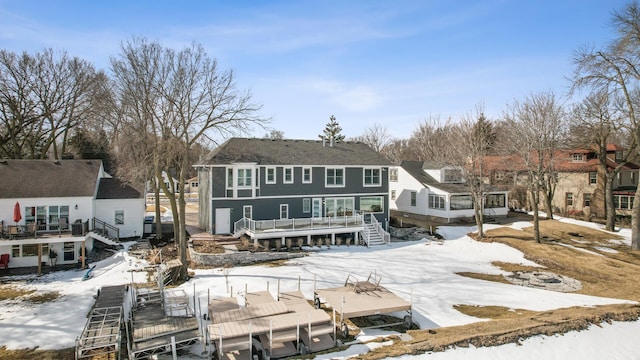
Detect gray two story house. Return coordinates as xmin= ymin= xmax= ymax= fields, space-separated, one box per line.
xmin=195 ymin=138 xmax=391 ymax=246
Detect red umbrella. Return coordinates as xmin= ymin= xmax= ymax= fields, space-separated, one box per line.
xmin=13 ymin=201 xmax=21 ymax=223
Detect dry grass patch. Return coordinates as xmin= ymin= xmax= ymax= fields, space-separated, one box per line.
xmin=357 ymin=304 xmax=640 ymax=359
xmin=0 ymin=286 xmax=35 ymax=301
xmin=0 ymin=346 xmax=75 ymax=360
xmin=454 ymin=272 xmax=511 ymax=285
xmin=480 ymin=220 xmax=640 ymax=301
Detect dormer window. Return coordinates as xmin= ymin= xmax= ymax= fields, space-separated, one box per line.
xmin=443 ymin=168 xmax=463 ymax=183
xmin=616 ymin=151 xmax=623 ymax=162
xmin=572 ymin=153 xmax=584 ymax=162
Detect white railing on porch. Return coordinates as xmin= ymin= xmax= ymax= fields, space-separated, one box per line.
xmin=234 ymin=214 xmax=365 ymax=236
xmin=369 ymin=213 xmax=391 ymax=245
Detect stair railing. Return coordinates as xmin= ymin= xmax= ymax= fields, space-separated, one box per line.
xmin=368 ymin=213 xmax=391 ymax=245
xmin=92 ymin=218 xmax=120 ymax=242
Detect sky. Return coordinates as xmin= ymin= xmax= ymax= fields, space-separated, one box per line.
xmin=1 ymin=217 xmax=639 ymax=359
xmin=0 ymin=0 xmax=631 ymax=140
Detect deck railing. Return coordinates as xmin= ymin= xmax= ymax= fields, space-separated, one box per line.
xmin=234 ymin=214 xmax=365 ymax=236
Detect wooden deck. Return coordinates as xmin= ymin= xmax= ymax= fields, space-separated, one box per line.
xmin=76 ymin=285 xmax=128 ymax=360
xmin=208 ymin=290 xmax=335 ymax=357
xmin=129 ymin=288 xmax=201 ymax=360
xmin=314 ymin=275 xmax=411 ymax=320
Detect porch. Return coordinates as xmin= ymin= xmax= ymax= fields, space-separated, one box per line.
xmin=233 ymin=213 xmax=390 ymax=247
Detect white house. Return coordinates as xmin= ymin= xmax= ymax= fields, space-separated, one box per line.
xmin=389 ymin=161 xmax=509 ymax=223
xmin=0 ymin=160 xmax=144 ymax=270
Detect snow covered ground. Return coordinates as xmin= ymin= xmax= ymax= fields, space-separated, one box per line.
xmin=0 ymin=217 xmax=639 ymax=359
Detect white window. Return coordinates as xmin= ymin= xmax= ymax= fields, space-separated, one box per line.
xmin=572 ymin=153 xmax=584 ymax=162
xmin=326 ymin=168 xmax=345 ymax=187
xmin=284 ymin=167 xmax=294 ymax=184
xmin=302 ymin=167 xmax=312 ymax=183
xmin=325 ymin=197 xmax=354 ymax=217
xmin=360 ymin=196 xmax=383 ymax=213
xmin=614 ymin=195 xmax=635 ymax=209
xmin=364 ymin=168 xmax=381 ymax=186
xmin=303 ymin=198 xmax=311 ymax=213
xmin=237 ymin=168 xmax=252 ymax=187
xmin=566 ymin=193 xmax=574 ymax=206
xmin=589 ymin=172 xmax=597 ymax=185
xmin=410 ymin=192 xmax=417 ymax=206
xmin=266 ymin=167 xmax=276 ymax=184
xmin=243 ymin=205 xmax=252 ymax=219
xmin=429 ymin=194 xmax=445 ymax=209
xmin=226 ymin=168 xmax=233 ymax=188
xmin=391 ymin=190 xmax=396 ymax=200
xmin=115 ymin=210 xmax=124 ymax=225
xmin=389 ymin=168 xmax=398 ymax=182
xmin=280 ymin=204 xmax=289 ymax=219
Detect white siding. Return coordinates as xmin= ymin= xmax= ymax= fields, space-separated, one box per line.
xmin=94 ymin=198 xmax=145 ymax=238
xmin=390 ymin=167 xmax=429 ymax=215
xmin=0 ymin=196 xmax=94 ymax=227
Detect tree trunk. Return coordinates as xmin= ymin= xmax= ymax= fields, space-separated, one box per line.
xmin=177 ymin=164 xmax=188 ymax=281
xmin=631 ymin=184 xmax=640 ymax=250
xmin=154 ymin=173 xmax=163 ymax=240
xmin=532 ymin=189 xmax=541 ymax=243
xmin=473 ymin=192 xmax=484 ymax=239
xmin=605 ymin=177 xmax=616 ymax=232
xmin=543 ymin=190 xmax=554 ymax=220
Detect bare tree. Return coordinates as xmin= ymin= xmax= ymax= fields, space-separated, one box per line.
xmin=448 ymin=109 xmax=495 ymax=239
xmin=350 ymin=123 xmax=392 ymax=153
xmin=381 ymin=138 xmax=411 ymax=164
xmin=111 ymin=37 xmax=266 ymax=280
xmin=0 ymin=49 xmax=107 ymax=159
xmin=406 ymin=115 xmax=452 ymax=162
xmin=263 ymin=130 xmax=284 ymax=140
xmin=504 ymin=92 xmax=565 ymax=243
xmin=571 ymin=91 xmax=635 ymax=231
xmin=571 ymin=1 xmax=640 ymax=249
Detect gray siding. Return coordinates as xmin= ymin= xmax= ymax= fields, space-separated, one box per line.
xmin=212 ymin=195 xmax=390 ymax=230
xmin=211 ymin=167 xmax=226 ymax=197
xmin=258 ymin=166 xmax=389 ymax=196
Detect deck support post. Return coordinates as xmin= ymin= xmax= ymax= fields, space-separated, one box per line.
xmin=281 ymin=236 xmax=286 ymax=246
xmin=307 ymin=234 xmax=312 ymax=246
xmin=331 ymin=233 xmax=335 ymax=245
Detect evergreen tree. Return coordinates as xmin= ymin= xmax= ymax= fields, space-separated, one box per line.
xmin=319 ymin=115 xmax=345 ymax=143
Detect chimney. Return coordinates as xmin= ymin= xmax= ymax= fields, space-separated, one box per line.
xmin=329 ymin=135 xmax=334 ymax=147
xmin=322 ymin=136 xmax=326 ymax=147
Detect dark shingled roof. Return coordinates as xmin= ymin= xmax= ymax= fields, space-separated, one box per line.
xmin=0 ymin=160 xmax=103 ymax=199
xmin=96 ymin=178 xmax=142 ymax=199
xmin=198 ymin=138 xmax=391 ymax=166
xmin=401 ymin=161 xmax=469 ymax=194
xmin=401 ymin=161 xmax=506 ymax=194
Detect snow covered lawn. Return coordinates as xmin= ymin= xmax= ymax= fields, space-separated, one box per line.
xmin=0 ymin=218 xmax=639 ymax=359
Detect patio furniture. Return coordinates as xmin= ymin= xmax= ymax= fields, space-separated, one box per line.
xmin=59 ymin=217 xmax=68 ymax=231
xmin=0 ymin=254 xmax=9 ymax=270
xmin=8 ymin=226 xmax=19 ymax=239
xmin=27 ymin=223 xmax=37 ymax=236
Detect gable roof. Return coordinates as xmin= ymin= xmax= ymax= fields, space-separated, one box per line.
xmin=198 ymin=138 xmax=391 ymax=166
xmin=484 ymin=150 xmax=639 ymax=173
xmin=400 ymin=161 xmax=470 ymax=193
xmin=0 ymin=160 xmax=103 ymax=199
xmin=96 ymin=178 xmax=143 ymax=199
